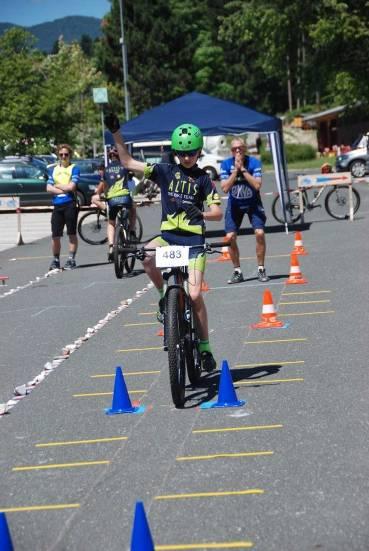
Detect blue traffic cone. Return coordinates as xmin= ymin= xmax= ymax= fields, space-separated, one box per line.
xmin=0 ymin=512 xmax=13 ymax=551
xmin=105 ymin=367 xmax=145 ymax=415
xmin=200 ymin=360 xmax=245 ymax=409
xmin=130 ymin=501 xmax=154 ymax=551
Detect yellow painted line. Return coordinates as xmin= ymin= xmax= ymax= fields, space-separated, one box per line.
xmin=155 ymin=489 xmax=264 ymax=500
xmin=192 ymin=424 xmax=283 ymax=434
xmin=0 ymin=503 xmax=80 ymax=513
xmin=156 ymin=541 xmax=254 ymax=550
xmin=35 ymin=436 xmax=127 ymax=448
xmin=12 ymin=460 xmax=110 ymax=472
xmin=138 ymin=311 xmax=156 ymax=315
xmin=116 ymin=346 xmax=162 ymax=352
xmin=91 ymin=370 xmax=160 ymax=378
xmin=124 ymin=322 xmax=158 ymax=327
xmin=279 ymin=311 xmax=335 ymax=317
xmin=282 ymin=290 xmax=331 ymax=296
xmin=245 ymin=338 xmax=307 ymax=344
xmin=280 ymin=299 xmax=330 ymax=305
xmin=238 ymin=378 xmax=304 ymax=385
xmin=73 ymin=390 xmax=145 ymax=397
xmin=235 ymin=360 xmax=304 ymax=368
xmin=176 ymin=451 xmax=273 ymax=461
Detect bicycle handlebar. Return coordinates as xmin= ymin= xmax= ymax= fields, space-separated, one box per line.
xmin=121 ymin=240 xmax=230 ymax=259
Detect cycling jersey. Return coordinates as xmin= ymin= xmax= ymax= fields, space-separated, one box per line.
xmin=144 ymin=162 xmax=220 ymax=243
xmin=220 ymin=155 xmax=262 ymax=209
xmin=48 ymin=163 xmax=80 ymax=206
xmin=104 ymin=161 xmax=131 ymax=199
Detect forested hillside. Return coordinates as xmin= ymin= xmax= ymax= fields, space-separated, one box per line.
xmin=0 ymin=16 xmax=101 ymax=52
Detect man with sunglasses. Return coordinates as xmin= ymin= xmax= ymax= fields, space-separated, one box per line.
xmin=47 ymin=144 xmax=80 ymax=270
xmin=220 ymin=137 xmax=269 ymax=284
xmin=105 ymin=113 xmax=222 ymax=373
xmin=91 ymin=146 xmax=137 ymax=261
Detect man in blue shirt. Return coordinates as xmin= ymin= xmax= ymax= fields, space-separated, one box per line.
xmin=220 ymin=138 xmax=269 ymax=283
xmin=47 ymin=144 xmax=80 ymax=270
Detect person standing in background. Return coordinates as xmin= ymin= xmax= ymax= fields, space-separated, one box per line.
xmin=220 ymin=137 xmax=269 ymax=284
xmin=47 ymin=144 xmax=80 ymax=270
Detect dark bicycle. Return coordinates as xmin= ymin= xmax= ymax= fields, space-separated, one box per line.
xmin=124 ymin=241 xmax=225 ymax=408
xmin=77 ymin=205 xmax=143 ymax=247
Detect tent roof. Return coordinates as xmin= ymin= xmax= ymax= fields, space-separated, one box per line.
xmin=106 ymin=92 xmax=281 ymax=144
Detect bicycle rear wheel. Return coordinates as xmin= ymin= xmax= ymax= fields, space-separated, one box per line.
xmin=78 ymin=211 xmax=108 ymax=245
xmin=325 ymin=186 xmax=361 ymax=220
xmin=113 ymin=225 xmax=128 ymax=279
xmin=166 ymin=287 xmax=186 ymax=408
xmin=271 ymin=191 xmax=306 ymax=224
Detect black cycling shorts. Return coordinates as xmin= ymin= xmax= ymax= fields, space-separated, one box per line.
xmin=51 ymin=202 xmax=78 ymax=238
xmin=108 ymin=195 xmax=132 ymax=221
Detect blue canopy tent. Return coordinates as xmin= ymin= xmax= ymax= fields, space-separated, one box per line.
xmin=105 ymin=92 xmax=289 ymax=227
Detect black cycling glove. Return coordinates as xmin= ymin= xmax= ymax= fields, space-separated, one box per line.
xmin=183 ymin=203 xmax=203 ymax=224
xmin=104 ymin=112 xmax=121 ymax=133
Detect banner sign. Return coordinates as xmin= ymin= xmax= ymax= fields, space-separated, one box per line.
xmin=298 ymin=172 xmax=352 ymax=188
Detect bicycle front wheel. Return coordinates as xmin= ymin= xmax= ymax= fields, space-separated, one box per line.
xmin=113 ymin=225 xmax=128 ymax=279
xmin=271 ymin=191 xmax=306 ymax=224
xmin=185 ymin=311 xmax=202 ymax=386
xmin=325 ymin=186 xmax=361 ymax=220
xmin=78 ymin=211 xmax=108 ymax=245
xmin=133 ymin=213 xmax=143 ymax=242
xmin=166 ymin=287 xmax=186 ymax=408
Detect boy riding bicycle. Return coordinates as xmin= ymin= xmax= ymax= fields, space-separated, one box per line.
xmin=91 ymin=146 xmax=137 ymax=261
xmin=105 ymin=113 xmax=222 ymax=372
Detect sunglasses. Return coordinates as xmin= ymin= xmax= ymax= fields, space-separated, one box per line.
xmin=59 ymin=153 xmax=70 ymax=157
xmin=176 ymin=149 xmax=198 ymax=157
xmin=231 ymin=146 xmax=244 ymax=152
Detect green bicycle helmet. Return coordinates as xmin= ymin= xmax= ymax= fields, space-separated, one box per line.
xmin=171 ymin=123 xmax=203 ymax=151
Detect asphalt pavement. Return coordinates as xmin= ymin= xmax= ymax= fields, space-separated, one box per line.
xmin=1 ymin=175 xmax=369 ymax=550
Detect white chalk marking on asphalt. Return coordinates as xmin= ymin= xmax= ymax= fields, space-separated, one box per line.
xmin=0 ymin=281 xmax=155 ymax=418
xmin=32 ymin=305 xmax=79 ymax=318
xmin=82 ymin=281 xmax=97 ymax=290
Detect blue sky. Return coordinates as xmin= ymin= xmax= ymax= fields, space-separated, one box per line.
xmin=1 ymin=0 xmax=111 ymax=26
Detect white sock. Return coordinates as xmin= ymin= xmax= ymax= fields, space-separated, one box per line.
xmin=234 ymin=267 xmax=242 ymax=274
xmin=258 ymin=265 xmax=264 ymax=271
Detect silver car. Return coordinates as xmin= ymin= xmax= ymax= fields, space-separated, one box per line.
xmin=336 ymin=135 xmax=369 ymax=177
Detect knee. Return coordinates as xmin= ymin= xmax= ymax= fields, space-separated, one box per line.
xmin=255 ymin=231 xmax=265 ymax=244
xmin=189 ymin=286 xmax=201 ymax=304
xmin=142 ymin=254 xmax=154 ymax=270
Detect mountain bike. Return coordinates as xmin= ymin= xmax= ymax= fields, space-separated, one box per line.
xmin=77 ymin=205 xmax=143 ymax=246
xmin=271 ymin=185 xmax=361 ymax=223
xmin=124 ymin=241 xmax=224 ymax=408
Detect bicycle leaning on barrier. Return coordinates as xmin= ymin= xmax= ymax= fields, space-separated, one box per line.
xmin=271 ymin=183 xmax=361 ymax=224
xmin=123 ymin=241 xmax=225 ymax=408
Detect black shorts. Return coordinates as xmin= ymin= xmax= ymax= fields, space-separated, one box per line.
xmin=51 ymin=202 xmax=78 ymax=238
xmin=108 ymin=195 xmax=132 ymax=221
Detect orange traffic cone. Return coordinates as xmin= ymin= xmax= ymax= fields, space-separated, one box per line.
xmin=201 ymin=279 xmax=210 ymax=292
xmin=156 ymin=327 xmax=164 ymax=337
xmin=217 ymin=237 xmax=231 ymax=262
xmin=286 ymin=253 xmax=308 ymax=284
xmin=292 ymin=231 xmax=308 ymax=255
xmin=251 ymin=289 xmax=284 ymax=328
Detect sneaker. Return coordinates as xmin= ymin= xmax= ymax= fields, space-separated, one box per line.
xmin=49 ymin=259 xmax=60 ymax=271
xmin=201 ymin=351 xmax=217 ymax=373
xmin=228 ymin=271 xmax=244 ymax=284
xmin=64 ymin=258 xmax=76 ymax=270
xmin=258 ymin=268 xmax=269 ymax=282
xmin=157 ymin=297 xmax=165 ymax=324
xmin=107 ymin=246 xmax=114 ymax=262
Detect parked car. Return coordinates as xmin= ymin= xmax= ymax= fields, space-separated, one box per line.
xmin=0 ymin=157 xmax=98 ymax=206
xmin=336 ymin=134 xmax=369 ymax=177
xmin=131 ymin=141 xmax=224 ymax=179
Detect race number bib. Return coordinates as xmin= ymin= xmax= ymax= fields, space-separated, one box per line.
xmin=156 ymin=246 xmax=189 ymax=268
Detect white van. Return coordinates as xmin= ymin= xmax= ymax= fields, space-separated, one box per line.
xmin=131 ymin=140 xmax=224 ymax=180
